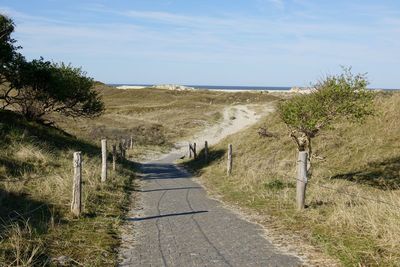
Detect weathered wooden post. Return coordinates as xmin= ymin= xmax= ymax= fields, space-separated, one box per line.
xmin=130 ymin=135 xmax=134 ymax=149
xmin=122 ymin=139 xmax=127 ymax=159
xmin=227 ymin=144 xmax=232 ymax=176
xmin=112 ymin=144 xmax=116 ymax=171
xmin=296 ymin=151 xmax=308 ymax=210
xmin=204 ymin=141 xmax=208 ymax=163
xmin=124 ymin=138 xmax=129 ymax=158
xmin=119 ymin=142 xmax=124 ymax=159
xmin=101 ymin=139 xmax=107 ymax=182
xmin=71 ymin=152 xmax=82 ymax=217
xmin=193 ymin=142 xmax=197 ymax=159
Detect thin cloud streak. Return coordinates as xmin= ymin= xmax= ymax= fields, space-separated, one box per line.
xmin=2 ymin=2 xmax=400 ymax=87
xmin=11 ymin=8 xmax=400 ymax=64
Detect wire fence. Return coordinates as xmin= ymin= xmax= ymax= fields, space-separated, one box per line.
xmin=293 ymin=177 xmax=399 ymax=209
xmin=7 ymin=203 xmax=49 ymax=221
xmin=266 ymin=156 xmax=400 ymax=209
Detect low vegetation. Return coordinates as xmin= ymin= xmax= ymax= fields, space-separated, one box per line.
xmin=184 ymin=91 xmax=400 ymax=266
xmin=54 ymin=84 xmax=279 ymax=160
xmin=0 ymin=110 xmax=135 ymax=265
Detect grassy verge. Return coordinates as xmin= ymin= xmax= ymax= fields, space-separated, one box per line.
xmin=0 ymin=110 xmax=135 ymax=266
xmin=183 ymin=92 xmax=400 ymax=266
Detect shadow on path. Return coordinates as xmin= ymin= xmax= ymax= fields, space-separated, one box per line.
xmin=121 ymin=148 xmax=302 ymax=266
xmin=140 ymin=163 xmax=192 ymax=180
xmin=135 ymin=186 xmax=201 ymax=193
xmin=127 ymin=210 xmax=208 ymax=221
xmin=181 ymin=148 xmax=226 ymax=176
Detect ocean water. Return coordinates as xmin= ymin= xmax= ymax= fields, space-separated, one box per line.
xmin=108 ymin=84 xmax=292 ymax=91
xmin=108 ymin=84 xmax=400 ymax=91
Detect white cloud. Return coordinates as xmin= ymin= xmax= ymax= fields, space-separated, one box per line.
xmin=2 ymin=3 xmax=400 ymax=87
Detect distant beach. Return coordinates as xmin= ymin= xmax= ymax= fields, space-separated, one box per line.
xmin=109 ymin=84 xmax=398 ymax=93
xmin=109 ymin=84 xmax=294 ymax=93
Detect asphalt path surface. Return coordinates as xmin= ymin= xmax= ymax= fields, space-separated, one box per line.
xmin=119 ymin=152 xmax=302 ymax=267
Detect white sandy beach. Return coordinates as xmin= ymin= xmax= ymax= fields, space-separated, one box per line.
xmin=115 ymin=84 xmax=311 ymax=93
xmin=116 ymin=85 xmax=149 ymax=90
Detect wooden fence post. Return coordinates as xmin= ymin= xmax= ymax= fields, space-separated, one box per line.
xmin=193 ymin=142 xmax=197 ymax=159
xmin=119 ymin=142 xmax=124 ymax=159
xmin=101 ymin=139 xmax=107 ymax=182
xmin=71 ymin=152 xmax=82 ymax=217
xmin=124 ymin=138 xmax=129 ymax=158
xmin=123 ymin=139 xmax=127 ymax=158
xmin=124 ymin=139 xmax=128 ymax=158
xmin=296 ymin=151 xmax=308 ymax=210
xmin=130 ymin=135 xmax=133 ymax=149
xmin=204 ymin=141 xmax=208 ymax=163
xmin=112 ymin=144 xmax=116 ymax=171
xmin=227 ymin=144 xmax=232 ymax=176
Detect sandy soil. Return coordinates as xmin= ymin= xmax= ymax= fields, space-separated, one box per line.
xmin=168 ymin=104 xmax=274 ymax=159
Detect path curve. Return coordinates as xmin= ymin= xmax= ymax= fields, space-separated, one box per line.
xmin=174 ymin=104 xmax=274 ymax=155
xmin=119 ymin=104 xmax=303 ymax=266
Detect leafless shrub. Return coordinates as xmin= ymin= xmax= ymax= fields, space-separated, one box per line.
xmin=257 ymin=126 xmax=278 ymax=138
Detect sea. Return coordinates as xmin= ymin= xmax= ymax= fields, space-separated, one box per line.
xmin=109 ymin=84 xmax=292 ymax=91
xmin=108 ymin=84 xmax=399 ymax=91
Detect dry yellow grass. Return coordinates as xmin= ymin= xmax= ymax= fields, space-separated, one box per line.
xmin=0 ymin=110 xmax=135 ymax=265
xmin=53 ymin=85 xmax=279 ymax=159
xmin=184 ymin=92 xmax=400 ymax=266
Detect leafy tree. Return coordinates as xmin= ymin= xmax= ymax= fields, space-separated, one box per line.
xmin=4 ymin=58 xmax=104 ymax=121
xmin=0 ymin=14 xmax=21 ymax=88
xmin=0 ymin=14 xmax=104 ymax=122
xmin=278 ymin=68 xmax=375 ymax=171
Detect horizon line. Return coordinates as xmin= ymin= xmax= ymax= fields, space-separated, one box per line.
xmin=105 ymin=83 xmax=399 ymax=90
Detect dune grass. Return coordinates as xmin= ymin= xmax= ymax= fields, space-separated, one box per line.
xmin=183 ymin=92 xmax=400 ymax=266
xmin=0 ymin=110 xmax=135 ymax=266
xmin=53 ymin=85 xmax=279 ymax=160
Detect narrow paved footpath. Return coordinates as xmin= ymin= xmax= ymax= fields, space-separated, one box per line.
xmin=119 ymin=151 xmax=302 ymax=267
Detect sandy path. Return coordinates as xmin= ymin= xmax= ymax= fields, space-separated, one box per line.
xmin=168 ymin=104 xmax=274 ymax=160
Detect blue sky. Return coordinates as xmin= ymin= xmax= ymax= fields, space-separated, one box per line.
xmin=1 ymin=0 xmax=399 ymax=88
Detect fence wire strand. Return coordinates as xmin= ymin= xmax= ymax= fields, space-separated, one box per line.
xmin=8 ymin=203 xmax=49 ymax=221
xmin=293 ymin=177 xmax=398 ymax=208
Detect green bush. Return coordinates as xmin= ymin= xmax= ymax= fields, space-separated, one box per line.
xmin=0 ymin=14 xmax=21 ymax=88
xmin=278 ymin=68 xmax=375 ymax=165
xmin=0 ymin=14 xmax=104 ymax=122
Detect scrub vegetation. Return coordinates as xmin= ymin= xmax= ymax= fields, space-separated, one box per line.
xmin=54 ymin=84 xmax=279 ymax=160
